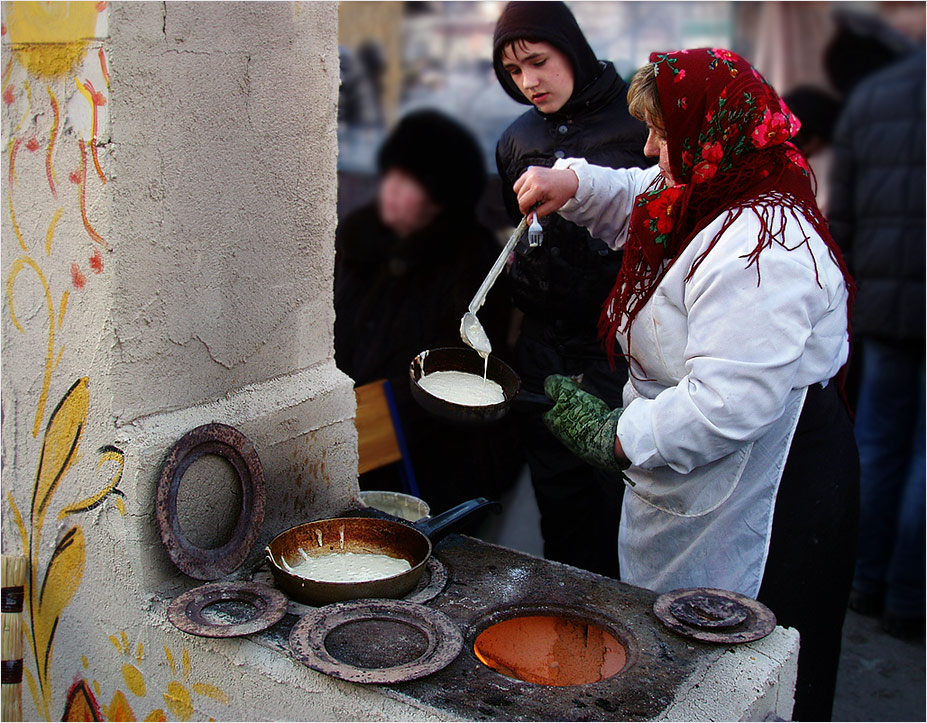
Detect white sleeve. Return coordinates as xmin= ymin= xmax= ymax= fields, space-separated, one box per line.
xmin=616 ymin=210 xmax=849 ymax=473
xmin=552 ymin=158 xmax=659 ymax=251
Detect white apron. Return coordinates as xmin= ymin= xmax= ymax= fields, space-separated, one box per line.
xmin=616 ymin=288 xmax=808 ymax=598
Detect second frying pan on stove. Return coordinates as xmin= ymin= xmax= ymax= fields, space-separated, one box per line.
xmin=265 ymin=497 xmax=498 ymax=606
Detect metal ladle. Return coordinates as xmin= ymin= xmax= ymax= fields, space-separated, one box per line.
xmin=460 ymin=216 xmax=529 ymax=355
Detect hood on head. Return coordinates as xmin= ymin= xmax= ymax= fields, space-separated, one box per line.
xmin=492 ymin=1 xmax=600 ymax=107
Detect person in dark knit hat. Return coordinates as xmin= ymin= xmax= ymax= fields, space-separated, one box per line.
xmin=491 ymin=1 xmax=651 ymax=578
xmin=334 ymin=109 xmax=522 ymax=513
xmin=376 ymin=109 xmax=487 ymax=215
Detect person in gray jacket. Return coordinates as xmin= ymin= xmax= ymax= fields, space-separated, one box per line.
xmin=828 ymin=43 xmax=926 ymax=639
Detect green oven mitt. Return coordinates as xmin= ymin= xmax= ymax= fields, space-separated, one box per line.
xmin=542 ymin=374 xmax=629 ymax=473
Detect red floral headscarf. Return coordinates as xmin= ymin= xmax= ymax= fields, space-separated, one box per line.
xmin=599 ymin=48 xmax=854 ymax=366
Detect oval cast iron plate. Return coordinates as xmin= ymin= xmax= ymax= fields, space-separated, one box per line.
xmin=289 ymin=599 xmax=463 ymax=684
xmin=653 ymin=587 xmax=777 ymax=644
xmin=168 ymin=581 xmax=288 ymax=638
xmin=156 ymin=423 xmax=265 ymax=580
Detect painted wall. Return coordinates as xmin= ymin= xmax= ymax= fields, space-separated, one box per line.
xmin=1 ymin=2 xmax=385 ymax=720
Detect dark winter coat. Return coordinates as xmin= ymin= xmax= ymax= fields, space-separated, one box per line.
xmin=333 ymin=202 xmax=521 ymax=510
xmin=334 ymin=203 xmax=512 ymax=385
xmin=495 ymin=62 xmax=650 ymax=333
xmin=828 ymin=49 xmax=926 ymax=345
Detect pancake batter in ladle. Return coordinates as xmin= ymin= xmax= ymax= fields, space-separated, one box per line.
xmin=459 ymin=216 xmax=529 ymax=361
xmin=416 ymin=218 xmax=530 ymax=407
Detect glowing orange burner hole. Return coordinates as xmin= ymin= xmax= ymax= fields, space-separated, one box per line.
xmin=473 ymin=614 xmax=627 ymax=686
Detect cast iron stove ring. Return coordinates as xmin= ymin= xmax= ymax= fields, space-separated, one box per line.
xmin=156 ymin=422 xmax=265 ymax=580
xmin=653 ymin=587 xmax=776 ymax=644
xmin=168 ymin=581 xmax=288 ymax=638
xmin=289 ymin=599 xmax=463 ymax=684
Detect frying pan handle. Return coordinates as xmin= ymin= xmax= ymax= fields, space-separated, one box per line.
xmin=512 ymin=390 xmax=555 ymax=410
xmin=412 ymin=497 xmax=501 ymax=542
xmin=264 ymin=546 xmax=282 ymax=570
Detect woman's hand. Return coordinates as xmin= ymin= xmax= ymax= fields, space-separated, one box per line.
xmin=513 ymin=166 xmax=578 ymax=218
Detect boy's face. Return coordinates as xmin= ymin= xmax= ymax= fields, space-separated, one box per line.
xmin=500 ymin=40 xmax=574 ymax=114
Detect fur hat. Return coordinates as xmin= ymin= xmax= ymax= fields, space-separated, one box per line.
xmin=492 ymin=1 xmax=601 ymax=106
xmin=377 ymin=109 xmax=487 ymax=213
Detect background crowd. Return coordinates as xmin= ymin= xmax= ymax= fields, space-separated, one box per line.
xmin=333 ymin=3 xmax=924 ymax=720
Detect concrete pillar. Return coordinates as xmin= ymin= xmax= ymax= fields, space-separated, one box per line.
xmin=2 ymin=3 xmax=363 ymax=719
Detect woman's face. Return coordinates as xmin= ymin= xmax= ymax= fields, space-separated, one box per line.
xmin=378 ymin=168 xmax=441 ymax=238
xmin=643 ymin=114 xmax=675 ymax=187
xmin=500 ymin=40 xmax=574 ymax=114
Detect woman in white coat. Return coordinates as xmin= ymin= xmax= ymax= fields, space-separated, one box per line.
xmin=514 ymin=48 xmax=859 ymax=722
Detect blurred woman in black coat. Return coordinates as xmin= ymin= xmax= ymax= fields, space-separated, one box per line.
xmin=334 ymin=109 xmax=522 ymax=512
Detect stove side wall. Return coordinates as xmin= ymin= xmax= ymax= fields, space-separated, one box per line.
xmin=1 ymin=2 xmax=383 ymax=720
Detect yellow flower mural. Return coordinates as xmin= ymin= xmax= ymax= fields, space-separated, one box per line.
xmin=62 ymin=636 xmax=229 ymax=722
xmin=4 ymin=7 xmax=127 ymax=718
xmin=161 ymin=646 xmax=230 ymax=721
xmin=4 ymin=1 xmax=100 ymax=79
xmin=6 ymin=379 xmax=127 ymax=720
xmin=3 ymin=1 xmax=110 ymax=439
xmin=3 ymin=5 xmax=240 ymax=720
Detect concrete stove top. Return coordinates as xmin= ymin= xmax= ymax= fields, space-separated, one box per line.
xmin=251 ymin=533 xmax=799 ymax=721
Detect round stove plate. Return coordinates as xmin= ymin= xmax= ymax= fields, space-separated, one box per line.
xmin=289 ymin=599 xmax=463 ymax=684
xmin=156 ymin=423 xmax=265 ymax=580
xmin=653 ymin=587 xmax=776 ymax=644
xmin=168 ymin=581 xmax=288 ymax=638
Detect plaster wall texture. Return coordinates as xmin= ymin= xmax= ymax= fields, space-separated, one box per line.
xmin=2 ymin=2 xmax=373 ymax=720
xmin=106 ymin=1 xmax=339 ymax=424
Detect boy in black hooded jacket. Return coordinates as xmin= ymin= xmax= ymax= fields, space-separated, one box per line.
xmin=492 ymin=1 xmax=650 ymax=577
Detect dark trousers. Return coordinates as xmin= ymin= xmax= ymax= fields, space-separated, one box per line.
xmin=853 ymin=340 xmax=925 ymax=617
xmin=514 ymin=318 xmax=627 ymax=578
xmin=758 ymin=381 xmax=860 ymax=722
